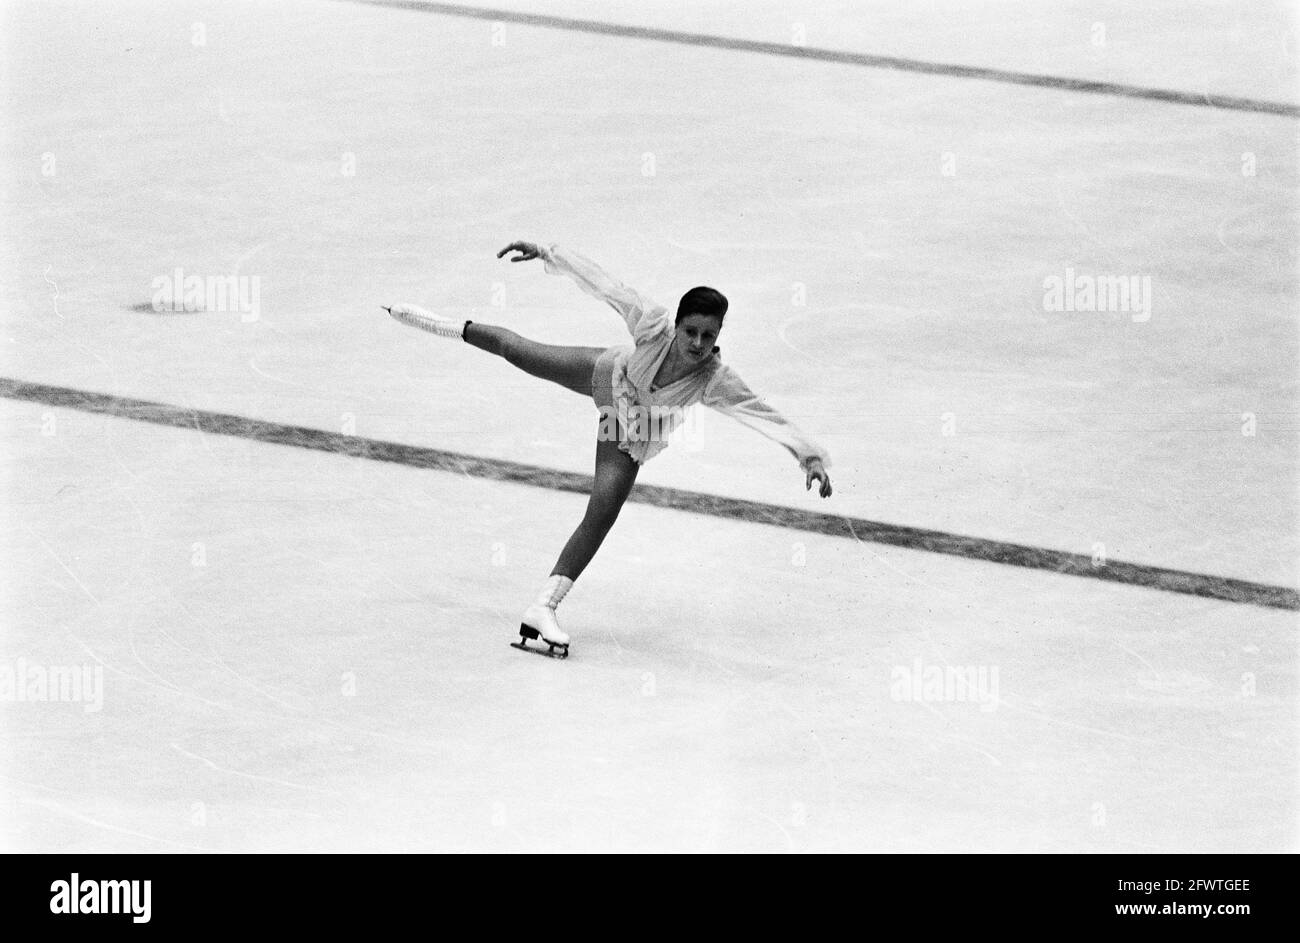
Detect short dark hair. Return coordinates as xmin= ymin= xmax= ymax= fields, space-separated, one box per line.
xmin=675 ymin=286 xmax=728 ymax=326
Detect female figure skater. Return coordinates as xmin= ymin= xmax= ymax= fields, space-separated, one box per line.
xmin=386 ymin=240 xmax=831 ymax=657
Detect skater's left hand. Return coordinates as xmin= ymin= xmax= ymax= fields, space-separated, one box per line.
xmin=805 ymin=459 xmax=832 ymax=498
xmin=497 ymin=241 xmax=543 ymax=263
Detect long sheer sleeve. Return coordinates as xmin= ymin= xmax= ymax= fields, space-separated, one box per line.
xmin=541 ymin=244 xmax=671 ymax=342
xmin=701 ymin=364 xmax=832 ymax=470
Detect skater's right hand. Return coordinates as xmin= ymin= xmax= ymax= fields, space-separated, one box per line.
xmin=497 ymin=241 xmax=544 ymax=263
xmin=805 ymin=459 xmax=832 ymax=498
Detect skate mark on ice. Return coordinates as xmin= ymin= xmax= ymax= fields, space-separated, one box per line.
xmin=997 ymin=697 xmax=1224 ymax=757
xmin=1051 ymin=172 xmax=1132 ymax=266
xmin=124 ymin=589 xmax=200 ymax=703
xmin=247 ymin=356 xmax=295 ymax=387
xmin=247 ymin=349 xmax=383 ymax=405
xmin=665 ymin=238 xmax=843 ymax=254
xmin=286 ymin=544 xmax=426 ymax=605
xmin=1109 ymin=637 xmax=1163 ymax=679
xmin=903 ymin=692 xmax=1003 ymax=767
xmin=22 ymin=524 xmax=101 ymax=606
xmin=915 ymin=702 xmax=1004 ymax=768
xmin=22 ymin=797 xmax=215 ymax=852
xmin=776 ymin=308 xmax=860 ymax=367
xmin=844 ymin=518 xmax=957 ymax=664
xmin=1215 ymin=207 xmax=1270 ymax=259
xmin=762 ymin=694 xmax=842 ymax=836
xmin=1111 ymin=836 xmax=1167 ymax=852
xmin=3 ymin=377 xmax=1297 ymax=612
xmin=74 ymin=640 xmax=450 ymax=756
xmin=748 ymin=811 xmax=796 ymax=853
xmin=341 ymin=0 xmax=1300 ymax=117
xmin=75 ymin=640 xmax=244 ymax=715
xmin=171 ymin=743 xmax=348 ymax=798
xmin=43 ymin=265 xmax=63 ymax=320
xmin=0 ymin=771 xmax=89 ymax=801
xmin=162 ymin=589 xmax=311 ymax=714
xmin=242 ymin=803 xmax=325 ymax=821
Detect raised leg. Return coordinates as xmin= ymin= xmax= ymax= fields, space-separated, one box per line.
xmin=463 ymin=322 xmax=604 ymax=397
xmin=551 ymin=434 xmax=639 ymax=581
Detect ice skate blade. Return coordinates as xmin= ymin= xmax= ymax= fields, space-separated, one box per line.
xmin=512 ymin=624 xmax=569 ymax=659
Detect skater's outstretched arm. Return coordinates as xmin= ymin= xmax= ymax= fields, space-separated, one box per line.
xmin=498 ymin=241 xmax=669 ymax=342
xmin=701 ymin=365 xmax=833 ymax=498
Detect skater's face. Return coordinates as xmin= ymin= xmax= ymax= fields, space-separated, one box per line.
xmin=674 ymin=313 xmax=722 ymax=362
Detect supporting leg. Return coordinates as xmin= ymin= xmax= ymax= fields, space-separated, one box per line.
xmin=514 ymin=408 xmax=638 ymax=655
xmin=551 ymin=435 xmax=640 ymax=581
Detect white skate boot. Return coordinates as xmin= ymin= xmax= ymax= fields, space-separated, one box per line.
xmin=384 ymin=303 xmax=468 ymax=340
xmin=513 ymin=575 xmax=574 ymax=659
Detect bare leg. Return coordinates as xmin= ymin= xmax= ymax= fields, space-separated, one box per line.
xmin=551 ymin=435 xmax=639 ymax=580
xmin=464 ymin=322 xmax=604 ymax=397
xmin=463 ymin=323 xmax=634 ymax=581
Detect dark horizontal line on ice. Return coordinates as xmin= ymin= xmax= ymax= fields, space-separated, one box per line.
xmin=3 ymin=377 xmax=1296 ymax=612
xmin=340 ymin=0 xmax=1299 ymax=118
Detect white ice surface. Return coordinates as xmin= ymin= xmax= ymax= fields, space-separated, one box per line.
xmin=1 ymin=0 xmax=1296 ymax=851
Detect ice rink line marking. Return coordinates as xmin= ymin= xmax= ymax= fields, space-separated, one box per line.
xmin=3 ymin=376 xmax=1297 ymax=612
xmin=341 ymin=0 xmax=1299 ymax=118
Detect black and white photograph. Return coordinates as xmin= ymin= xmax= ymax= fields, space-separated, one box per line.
xmin=1 ymin=0 xmax=1296 ymax=875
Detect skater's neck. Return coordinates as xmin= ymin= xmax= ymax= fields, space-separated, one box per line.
xmin=654 ymin=342 xmax=709 ymax=390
